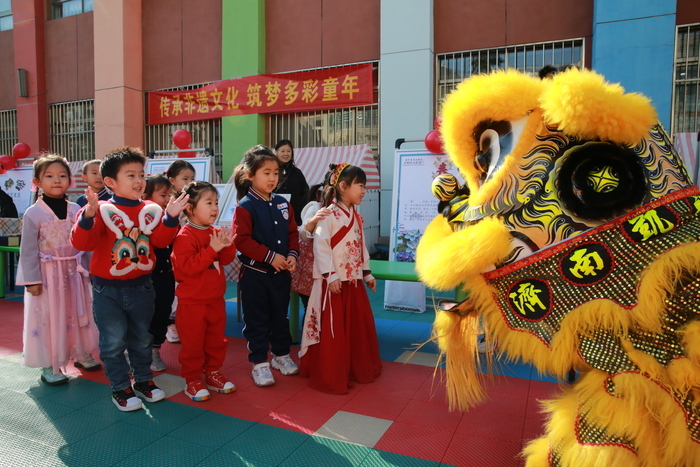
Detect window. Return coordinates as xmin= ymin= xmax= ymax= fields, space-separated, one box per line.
xmin=145 ymin=119 xmax=223 ymax=179
xmin=52 ymin=0 xmax=93 ymax=19
xmin=0 ymin=109 xmax=17 ymax=156
xmin=436 ymin=39 xmax=585 ymax=110
xmin=269 ymin=105 xmax=379 ymax=163
xmin=145 ymin=82 xmax=223 ymax=179
xmin=48 ymin=100 xmax=95 ymax=162
xmin=673 ymin=24 xmax=700 ymax=134
xmin=0 ymin=0 xmax=12 ymax=31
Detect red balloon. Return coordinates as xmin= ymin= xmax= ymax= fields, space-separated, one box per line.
xmin=424 ymin=130 xmax=444 ymax=154
xmin=0 ymin=154 xmax=16 ymax=170
xmin=434 ymin=115 xmax=442 ymax=130
xmin=12 ymin=142 xmax=30 ymax=159
xmin=172 ymin=129 xmax=192 ymax=150
xmin=179 ymin=150 xmax=196 ymax=158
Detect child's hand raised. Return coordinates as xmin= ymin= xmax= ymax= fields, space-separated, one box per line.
xmin=306 ymin=207 xmax=331 ymax=233
xmin=83 ymin=188 xmax=99 ymax=218
xmin=271 ymin=253 xmax=288 ymax=272
xmin=209 ymin=229 xmax=232 ymax=252
xmin=222 ymin=226 xmax=237 ymax=247
xmin=166 ymin=192 xmax=190 ymax=217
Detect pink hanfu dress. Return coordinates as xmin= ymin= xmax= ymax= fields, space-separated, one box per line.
xmin=16 ymin=199 xmax=99 ymax=370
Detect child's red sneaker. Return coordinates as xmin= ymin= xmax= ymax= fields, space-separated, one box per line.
xmin=185 ymin=380 xmax=211 ymax=401
xmin=205 ymin=371 xmax=236 ymax=394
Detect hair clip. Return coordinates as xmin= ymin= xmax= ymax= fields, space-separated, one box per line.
xmin=330 ymin=162 xmax=350 ymax=187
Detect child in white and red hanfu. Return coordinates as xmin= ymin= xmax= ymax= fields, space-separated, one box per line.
xmin=299 ymin=163 xmax=382 ymax=395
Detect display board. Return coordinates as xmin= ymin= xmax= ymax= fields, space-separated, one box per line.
xmin=384 ymin=150 xmax=463 ymax=312
xmin=0 ymin=167 xmax=35 ymax=215
xmin=144 ymin=157 xmax=212 ymax=182
xmin=213 ymin=183 xmax=236 ymax=227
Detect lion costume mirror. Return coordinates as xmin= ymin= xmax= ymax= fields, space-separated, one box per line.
xmin=415 ymin=68 xmax=700 ymax=466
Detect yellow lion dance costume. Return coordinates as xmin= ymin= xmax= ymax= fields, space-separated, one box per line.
xmin=415 ymin=68 xmax=700 ymax=466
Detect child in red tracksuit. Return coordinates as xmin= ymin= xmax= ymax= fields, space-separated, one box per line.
xmin=171 ymin=181 xmax=237 ymax=401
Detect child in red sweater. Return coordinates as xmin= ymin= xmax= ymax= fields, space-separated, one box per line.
xmin=171 ymin=181 xmax=237 ymax=401
xmin=71 ymin=147 xmax=189 ymax=412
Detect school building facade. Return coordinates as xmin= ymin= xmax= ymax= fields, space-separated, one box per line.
xmin=0 ymin=0 xmax=698 ymax=236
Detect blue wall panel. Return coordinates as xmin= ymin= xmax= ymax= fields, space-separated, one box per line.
xmin=592 ymin=0 xmax=676 ymax=129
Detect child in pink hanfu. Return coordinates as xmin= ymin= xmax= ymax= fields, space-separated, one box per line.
xmin=299 ymin=163 xmax=382 ymax=394
xmin=17 ymin=155 xmax=100 ymax=385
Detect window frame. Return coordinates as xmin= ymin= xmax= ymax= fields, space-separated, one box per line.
xmin=435 ymin=38 xmax=585 ymax=111
xmin=671 ymin=23 xmax=700 ymax=135
xmin=0 ymin=0 xmax=12 ymax=31
xmin=51 ymin=0 xmax=93 ymax=20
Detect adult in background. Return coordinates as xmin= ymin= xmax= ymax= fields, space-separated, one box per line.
xmin=0 ymin=186 xmax=18 ymax=218
xmin=274 ymin=140 xmax=309 ymax=225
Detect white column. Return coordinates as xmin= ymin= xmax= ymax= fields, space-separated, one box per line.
xmin=379 ymin=0 xmax=434 ymax=236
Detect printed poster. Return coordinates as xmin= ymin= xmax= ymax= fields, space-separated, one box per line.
xmin=384 ymin=150 xmax=463 ymax=312
xmin=0 ymin=167 xmax=35 ymax=215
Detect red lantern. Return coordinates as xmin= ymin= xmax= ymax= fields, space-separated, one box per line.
xmin=179 ymin=150 xmax=196 ymax=158
xmin=172 ymin=129 xmax=192 ymax=150
xmin=0 ymin=154 xmax=16 ymax=170
xmin=12 ymin=142 xmax=30 ymax=159
xmin=424 ymin=130 xmax=444 ymax=154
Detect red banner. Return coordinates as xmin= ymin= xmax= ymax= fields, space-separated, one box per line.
xmin=147 ymin=63 xmax=374 ymax=125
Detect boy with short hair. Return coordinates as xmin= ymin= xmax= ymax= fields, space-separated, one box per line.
xmin=71 ymin=147 xmax=189 ymax=412
xmin=76 ymin=159 xmax=110 ymax=207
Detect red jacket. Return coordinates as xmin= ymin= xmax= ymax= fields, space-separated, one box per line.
xmin=70 ymin=197 xmax=179 ymax=285
xmin=171 ymin=223 xmax=237 ymax=304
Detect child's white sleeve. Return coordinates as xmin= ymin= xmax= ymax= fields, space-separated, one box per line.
xmin=313 ymin=216 xmax=339 ymax=284
xmin=299 ymin=202 xmax=321 ymax=242
xmin=16 ymin=212 xmax=42 ymax=285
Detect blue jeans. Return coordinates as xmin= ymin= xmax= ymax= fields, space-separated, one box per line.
xmin=92 ymin=281 xmax=156 ymax=392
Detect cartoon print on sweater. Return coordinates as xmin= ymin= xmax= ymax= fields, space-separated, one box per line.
xmin=100 ymin=203 xmax=162 ymax=276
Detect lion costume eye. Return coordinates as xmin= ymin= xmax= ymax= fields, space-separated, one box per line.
xmin=473 ymin=120 xmax=517 ymax=183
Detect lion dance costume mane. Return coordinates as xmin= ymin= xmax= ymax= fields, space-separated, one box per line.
xmin=415 ymin=68 xmax=700 ymax=466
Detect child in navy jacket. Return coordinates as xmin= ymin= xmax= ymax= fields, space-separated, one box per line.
xmin=232 ymin=145 xmax=300 ymax=387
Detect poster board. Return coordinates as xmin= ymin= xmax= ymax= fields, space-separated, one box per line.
xmin=213 ymin=183 xmax=236 ymax=227
xmin=0 ymin=167 xmax=35 ymax=215
xmin=145 ymin=157 xmax=212 ymax=182
xmin=384 ymin=150 xmax=463 ymax=312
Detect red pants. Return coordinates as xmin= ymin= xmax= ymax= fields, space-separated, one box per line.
xmin=299 ymin=280 xmax=382 ymax=394
xmin=175 ymin=298 xmax=227 ymax=382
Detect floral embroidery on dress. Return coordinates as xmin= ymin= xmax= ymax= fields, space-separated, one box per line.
xmin=340 ymin=238 xmax=363 ymax=280
xmin=305 ymin=311 xmax=319 ymax=341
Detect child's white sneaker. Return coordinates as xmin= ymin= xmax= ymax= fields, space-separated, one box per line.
xmin=40 ymin=367 xmax=68 ymax=386
xmin=133 ymin=380 xmax=166 ymax=403
xmin=270 ymin=354 xmax=299 ymax=376
xmin=74 ymin=356 xmax=101 ymax=372
xmin=166 ymin=325 xmax=181 ymax=343
xmin=150 ymin=348 xmax=166 ymax=372
xmin=251 ymin=362 xmax=276 ymax=387
xmin=112 ymin=387 xmax=142 ymax=412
